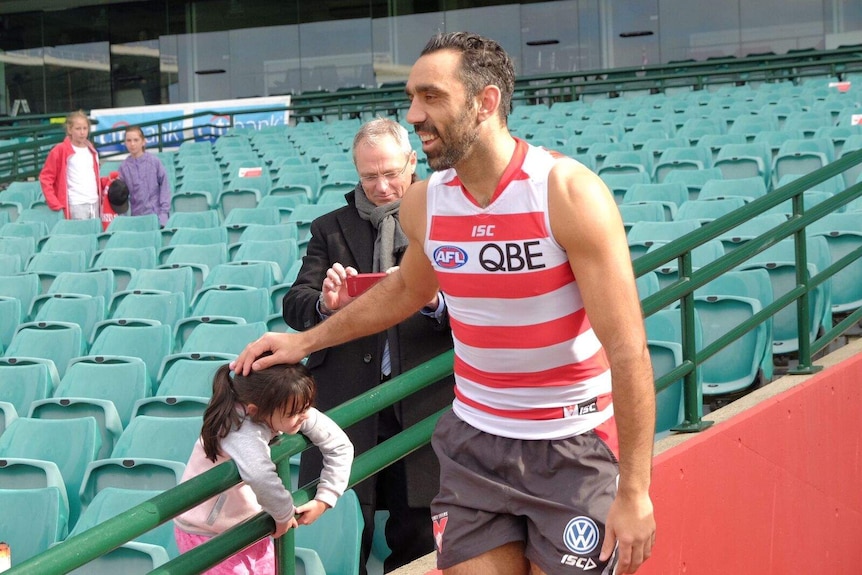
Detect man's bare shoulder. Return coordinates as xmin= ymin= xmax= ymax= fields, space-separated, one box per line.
xmin=400 ymin=178 xmax=430 ymax=239
xmin=547 ymin=155 xmax=614 ymax=208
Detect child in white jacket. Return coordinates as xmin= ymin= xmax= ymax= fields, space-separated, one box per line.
xmin=174 ymin=362 xmax=353 ymax=574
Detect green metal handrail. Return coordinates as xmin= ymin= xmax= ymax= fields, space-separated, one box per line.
xmin=7 ymin=351 xmax=454 ymax=575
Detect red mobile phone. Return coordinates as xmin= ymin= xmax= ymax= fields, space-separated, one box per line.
xmin=346 ymin=272 xmax=387 ymax=297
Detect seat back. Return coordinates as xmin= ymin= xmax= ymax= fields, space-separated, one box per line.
xmin=4 ymin=321 xmax=84 ymax=379
xmin=295 ymin=489 xmax=364 ymax=575
xmin=0 ymin=487 xmax=68 ymax=566
xmin=89 ymin=320 xmax=173 ymax=394
xmin=111 ymin=415 xmax=201 ymax=463
xmin=0 ymin=357 xmax=60 ymax=420
xmin=180 ymin=321 xmax=267 ymax=355
xmin=156 ymin=352 xmax=234 ymax=397
xmin=0 ymin=416 xmax=101 ymax=526
xmin=32 ymin=294 xmax=106 ymax=342
xmin=110 ymin=290 xmax=187 ymax=330
xmin=55 ymin=355 xmax=148 ymax=427
xmin=191 ymin=285 xmax=272 ymax=324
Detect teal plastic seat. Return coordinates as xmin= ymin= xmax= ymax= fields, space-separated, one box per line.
xmin=33 ymin=270 xmax=116 ymax=314
xmin=126 ymin=267 xmax=195 ymax=313
xmin=295 ymin=489 xmax=364 ymax=575
xmin=237 ymin=222 xmax=299 ymax=243
xmin=168 ymin=226 xmax=229 ymax=247
xmin=0 ymin=252 xmax=22 ymax=275
xmin=222 ymin=207 xmax=282 ymax=243
xmin=32 ymin=293 xmax=106 ymax=342
xmin=170 ymin=189 xmax=215 ymax=213
xmin=229 ymin=238 xmax=298 ymax=280
xmin=618 ymin=202 xmax=666 ymax=234
xmin=89 ymin=319 xmax=173 ymax=394
xmin=202 ymin=261 xmax=277 ymax=291
xmin=156 ymin=352 xmax=234 ymax=398
xmin=0 ymin=400 xmax=17 ymax=436
xmin=106 ymin=214 xmax=160 ymax=233
xmin=53 ymin=355 xmax=149 ymax=427
xmin=808 ymin=213 xmax=862 ymax=313
xmin=713 ymin=142 xmax=772 ymax=186
xmin=26 ymin=250 xmax=89 ymax=292
xmin=674 ymin=197 xmax=747 ymax=225
xmin=90 ymin=246 xmax=158 ymax=292
xmin=112 ymin=415 xmax=201 ymax=464
xmin=51 ymin=217 xmax=102 ymax=236
xmin=0 ymin=487 xmax=68 ymax=566
xmin=647 ymin=240 xmax=726 ymax=290
xmin=40 ymin=233 xmax=99 ymax=264
xmin=648 ymin=340 xmax=685 ymax=434
xmin=698 ymin=177 xmax=767 ymax=203
xmin=67 ymin=541 xmax=170 ymax=574
xmin=180 ymin=320 xmax=267 ymax=355
xmin=158 ymin=243 xmax=228 ymax=293
xmin=716 ymin=213 xmax=788 ymax=253
xmin=0 ymin=236 xmax=37 ymax=268
xmin=0 ymin=272 xmax=40 ymax=321
xmin=626 ymin=220 xmax=701 ymax=260
xmin=130 ymin=396 xmax=209 ymax=419
xmin=662 ymin=167 xmax=723 ymax=201
xmin=0 ymin=296 xmax=21 ymax=350
xmin=190 ymin=284 xmax=272 ymax=324
xmin=621 ymin=182 xmax=689 ymax=221
xmin=109 ymin=289 xmax=187 ymax=330
xmin=1 ymin=220 xmax=49 ymax=242
xmin=164 ymin=209 xmax=221 ymax=230
xmin=0 ymin=416 xmax=101 ymax=527
xmin=29 ymin=397 xmax=123 ymax=460
xmin=288 ymin=203 xmax=343 ymax=244
xmin=69 ymin=487 xmax=178 ymax=559
xmin=99 ymin=229 xmax=162 ymax=252
xmin=4 ymin=321 xmax=84 ymax=379
xmin=0 ymin=357 xmax=60 ymax=416
xmin=697 ymin=269 xmax=775 ymax=380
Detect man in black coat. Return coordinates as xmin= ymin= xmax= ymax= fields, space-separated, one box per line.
xmin=283 ymin=117 xmax=454 ymax=574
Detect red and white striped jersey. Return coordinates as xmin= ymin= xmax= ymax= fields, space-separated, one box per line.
xmin=423 ymin=139 xmax=613 ymax=440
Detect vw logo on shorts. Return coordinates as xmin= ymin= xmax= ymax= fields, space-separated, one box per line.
xmin=563 ymin=516 xmax=600 ymax=555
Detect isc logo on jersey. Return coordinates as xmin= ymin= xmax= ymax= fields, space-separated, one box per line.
xmin=434 ymin=246 xmax=468 ymax=269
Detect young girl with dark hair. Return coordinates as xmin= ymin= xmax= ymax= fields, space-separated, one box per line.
xmin=174 ymin=362 xmax=353 ymax=574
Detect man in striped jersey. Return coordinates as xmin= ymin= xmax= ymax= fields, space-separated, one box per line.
xmin=234 ymin=31 xmax=656 ymax=575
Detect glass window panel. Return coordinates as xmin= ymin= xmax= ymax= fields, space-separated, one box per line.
xmin=658 ymin=0 xmax=741 ymax=62
xmin=298 ymin=18 xmax=373 ymax=92
xmin=372 ymin=12 xmax=445 ymax=87
xmin=521 ymin=1 xmax=581 ymax=75
xmin=606 ymin=0 xmax=659 ymax=69
xmin=740 ymin=0 xmax=825 ymax=53
xmin=443 ymin=5 xmax=523 ymax=73
xmin=230 ymin=25 xmax=300 ymax=98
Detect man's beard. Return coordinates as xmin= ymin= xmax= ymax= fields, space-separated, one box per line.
xmin=424 ymin=107 xmax=480 ymax=172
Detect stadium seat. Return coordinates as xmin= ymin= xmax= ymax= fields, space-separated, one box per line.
xmin=713 ymin=142 xmax=772 ymax=186
xmin=222 ymin=207 xmax=282 ymax=243
xmin=107 ymin=214 xmax=161 ymax=233
xmin=647 ymin=240 xmax=726 ymax=290
xmin=0 ymin=487 xmax=68 ymax=566
xmin=807 ymin=213 xmax=862 ymax=314
xmin=618 ymin=202 xmax=666 ymax=233
xmin=99 ymin=229 xmax=162 ymax=252
xmin=716 ymin=213 xmax=788 ymax=252
xmin=621 ymin=182 xmax=689 ymax=221
xmin=171 ymin=189 xmax=215 ymax=213
xmin=109 ymin=289 xmax=187 ymax=330
xmin=288 ymin=203 xmax=343 ymax=244
xmin=0 ymin=272 xmax=40 ymax=321
xmin=229 ymin=238 xmax=298 ymax=280
xmin=33 ymin=270 xmax=116 ymax=314
xmin=652 ymin=146 xmax=712 ymax=183
xmin=51 ymin=217 xmax=102 ymax=236
xmin=130 ymin=395 xmax=209 ymax=419
xmin=661 ymin=167 xmax=723 ymax=201
xmin=158 ymin=243 xmax=228 ymax=293
xmin=126 ymin=267 xmax=196 ymax=313
xmin=90 ymin=246 xmax=159 ymax=292
xmin=28 ymin=397 xmax=123 ymax=460
xmin=1 ymin=220 xmax=49 ymax=243
xmin=0 ymin=400 xmax=17 ymax=436
xmin=0 ymin=236 xmax=37 ymax=269
xmin=32 ymin=293 xmax=106 ymax=343
xmin=66 ymin=541 xmax=170 ymax=574
xmin=772 ymin=138 xmax=835 ymax=187
xmin=674 ymin=197 xmax=747 ymax=225
xmin=626 ymin=220 xmax=701 ymax=260
xmin=168 ymin=226 xmax=229 ymax=246
xmin=0 ymin=252 xmax=22 ymax=275
xmin=110 ymin=415 xmax=201 ymax=464
xmin=697 ymin=269 xmax=775 ymax=381
xmin=156 ymin=352 xmax=234 ymax=398
xmin=0 ymin=296 xmax=20 ymax=350
xmin=697 ymin=177 xmax=767 ymax=203
xmin=0 ymin=357 xmax=60 ymax=417
xmin=189 ymin=284 xmax=272 ymax=324
xmin=26 ymin=250 xmax=89 ymax=293
xmin=4 ymin=321 xmax=84 ymax=379
xmin=164 ymin=210 xmax=221 ymax=231
xmin=180 ymin=320 xmax=267 ymax=355
xmin=295 ymin=488 xmax=364 ymax=575
xmin=89 ymin=319 xmax=173 ymax=394
xmin=0 ymin=416 xmax=101 ymax=527
xmin=202 ymin=261 xmax=277 ymax=291
xmin=53 ymin=355 xmax=148 ymax=428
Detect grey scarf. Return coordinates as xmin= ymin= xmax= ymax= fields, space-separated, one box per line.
xmin=354 ymin=184 xmax=408 ymax=272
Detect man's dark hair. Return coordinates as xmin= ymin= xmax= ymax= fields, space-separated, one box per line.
xmin=421 ymin=31 xmax=515 ymax=122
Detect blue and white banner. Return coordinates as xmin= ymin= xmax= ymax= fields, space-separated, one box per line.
xmin=90 ymin=95 xmax=291 ymax=154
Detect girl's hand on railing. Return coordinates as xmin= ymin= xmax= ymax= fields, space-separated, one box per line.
xmin=273 ymin=516 xmax=298 ymax=538
xmin=294 ymin=499 xmax=330 ymax=526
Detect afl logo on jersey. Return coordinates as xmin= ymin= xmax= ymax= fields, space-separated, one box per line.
xmin=434 ymin=246 xmax=468 ymax=269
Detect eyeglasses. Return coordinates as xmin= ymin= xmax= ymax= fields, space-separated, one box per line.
xmin=359 ymin=156 xmax=411 ymax=185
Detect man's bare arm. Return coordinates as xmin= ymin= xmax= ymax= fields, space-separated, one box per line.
xmin=233 ymin=180 xmax=438 ymax=374
xmin=549 ymin=159 xmax=656 ymax=573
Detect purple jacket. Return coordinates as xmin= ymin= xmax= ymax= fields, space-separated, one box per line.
xmin=119 ymin=152 xmax=171 ymax=226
